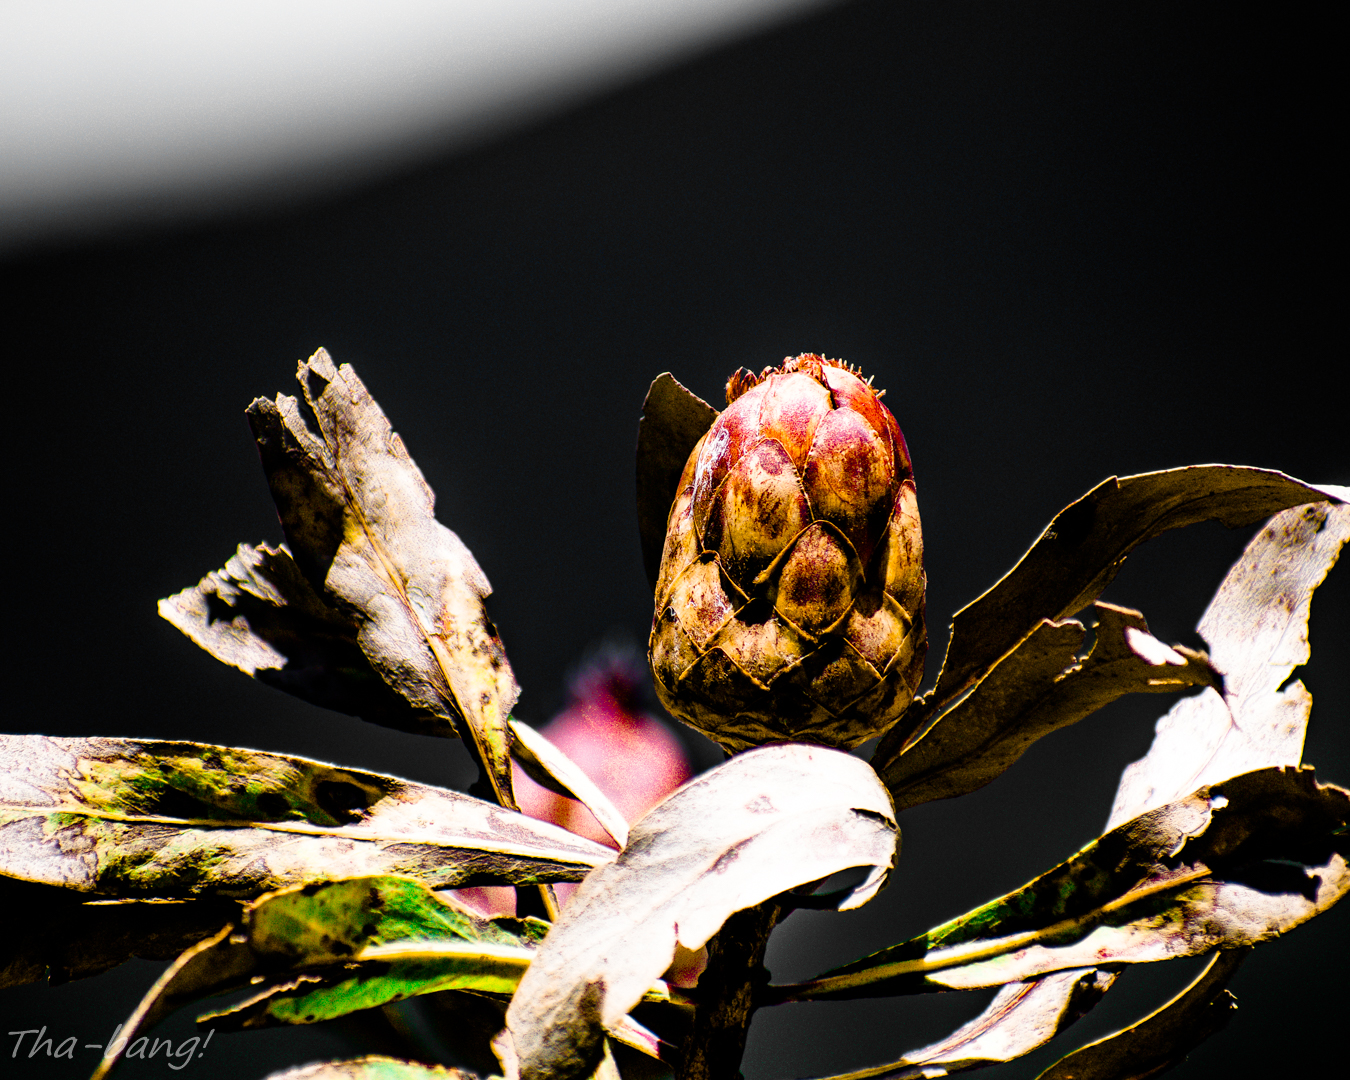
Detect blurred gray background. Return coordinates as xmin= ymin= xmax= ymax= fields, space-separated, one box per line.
xmin=3 ymin=1 xmax=1345 ymax=1078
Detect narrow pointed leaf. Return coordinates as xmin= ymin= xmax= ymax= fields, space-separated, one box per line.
xmin=247 ymin=349 xmax=520 ymax=805
xmin=159 ymin=541 xmax=441 ymax=735
xmin=0 ymin=876 xmax=240 ymax=987
xmin=92 ymin=876 xmax=541 ymax=1079
xmin=1110 ymin=492 xmax=1349 ymax=828
xmin=845 ymin=491 xmax=1346 ymax=1075
xmin=503 ymin=743 xmax=897 ymax=1080
xmin=878 ymin=602 xmax=1219 ymax=811
xmin=635 ymin=372 xmax=718 ymax=588
xmin=508 ymin=719 xmax=629 ymax=849
xmin=0 ymin=736 xmax=614 ymax=899
xmin=1034 ymin=948 xmax=1247 ymax=1080
xmin=772 ymin=766 xmax=1345 ymax=1001
xmin=925 ymin=467 xmax=1338 ymax=720
xmin=264 ymin=1056 xmax=478 ymax=1080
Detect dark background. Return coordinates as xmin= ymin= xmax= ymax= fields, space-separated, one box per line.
xmin=3 ymin=1 xmax=1345 ymax=1077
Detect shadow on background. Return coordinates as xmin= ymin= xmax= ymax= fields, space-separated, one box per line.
xmin=3 ymin=2 xmax=1344 ymax=1078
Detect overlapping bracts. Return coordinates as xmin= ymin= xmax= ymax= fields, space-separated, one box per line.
xmin=649 ymin=354 xmax=926 ymax=751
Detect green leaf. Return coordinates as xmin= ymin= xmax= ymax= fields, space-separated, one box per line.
xmin=245 ymin=349 xmax=520 ymax=807
xmin=503 ymin=743 xmax=898 ymax=1080
xmin=1033 ymin=948 xmax=1247 ymax=1080
xmin=912 ymin=467 xmax=1338 ymax=732
xmin=0 ymin=736 xmax=614 ymax=899
xmin=635 ymin=372 xmax=719 ymax=589
xmin=159 ymin=541 xmax=445 ymax=737
xmin=261 ymin=1055 xmax=480 ymax=1079
xmin=876 ymin=602 xmax=1220 ymax=812
xmin=90 ymin=876 xmax=539 ymax=1080
xmin=770 ymin=766 xmax=1346 ymax=1002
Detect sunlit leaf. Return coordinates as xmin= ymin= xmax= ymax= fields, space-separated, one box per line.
xmin=91 ymin=876 xmax=540 ymax=1080
xmin=0 ymin=736 xmax=614 ymax=899
xmin=876 ymin=602 xmax=1219 ymax=811
xmin=262 ymin=1055 xmax=478 ymax=1079
xmin=773 ymin=766 xmax=1345 ymax=999
xmin=1034 ymin=948 xmax=1247 ymax=1080
xmin=159 ymin=541 xmax=443 ymax=736
xmin=916 ymin=467 xmax=1337 ymax=728
xmin=246 ymin=349 xmax=520 ymax=805
xmin=502 ymin=743 xmax=897 ymax=1080
xmin=1110 ymin=491 xmax=1349 ymax=828
xmin=634 ymin=372 xmax=718 ymax=589
xmin=508 ymin=718 xmax=629 ymax=849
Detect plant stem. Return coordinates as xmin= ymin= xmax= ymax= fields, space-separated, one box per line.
xmin=677 ymin=900 xmax=780 ymax=1080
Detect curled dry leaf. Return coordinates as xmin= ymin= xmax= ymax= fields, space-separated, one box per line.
xmin=0 ymin=736 xmax=614 ymax=899
xmin=913 ymin=466 xmax=1337 ymax=731
xmin=503 ymin=744 xmax=898 ymax=1080
xmin=91 ymin=876 xmax=542 ymax=1080
xmin=773 ymin=766 xmax=1346 ymax=1000
xmin=1033 ymin=948 xmax=1248 ymax=1080
xmin=246 ymin=349 xmax=520 ymax=805
xmin=877 ymin=602 xmax=1220 ymax=812
xmin=835 ymin=493 xmax=1347 ymax=1076
xmin=508 ymin=718 xmax=630 ymax=850
xmin=159 ymin=541 xmax=445 ymax=736
xmin=1110 ymin=491 xmax=1350 ymax=828
xmin=635 ymin=373 xmax=719 ymax=590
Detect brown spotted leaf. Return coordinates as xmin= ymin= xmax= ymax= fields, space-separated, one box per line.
xmin=771 ymin=766 xmax=1346 ymax=1002
xmin=246 ymin=349 xmax=520 ymax=805
xmin=1033 ymin=948 xmax=1247 ymax=1080
xmin=919 ymin=467 xmax=1338 ymax=727
xmin=159 ymin=541 xmax=443 ymax=736
xmin=502 ymin=744 xmax=897 ymax=1080
xmin=877 ymin=602 xmax=1220 ymax=812
xmin=635 ymin=372 xmax=718 ymax=589
xmin=0 ymin=736 xmax=614 ymax=900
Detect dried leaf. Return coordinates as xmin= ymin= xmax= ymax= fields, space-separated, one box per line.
xmin=840 ymin=491 xmax=1346 ymax=1076
xmin=264 ymin=1056 xmax=477 ymax=1080
xmin=1034 ymin=948 xmax=1247 ymax=1080
xmin=247 ymin=349 xmax=520 ymax=805
xmin=635 ymin=373 xmax=719 ymax=588
xmin=0 ymin=736 xmax=614 ymax=899
xmin=1110 ymin=493 xmax=1349 ymax=828
xmin=878 ymin=603 xmax=1220 ymax=811
xmin=503 ymin=744 xmax=898 ymax=1080
xmin=91 ymin=876 xmax=540 ymax=1080
xmin=922 ymin=467 xmax=1338 ymax=724
xmin=508 ymin=719 xmax=629 ymax=849
xmin=0 ymin=875 xmax=240 ymax=987
xmin=159 ymin=541 xmax=442 ymax=736
xmin=772 ymin=766 xmax=1345 ymax=1001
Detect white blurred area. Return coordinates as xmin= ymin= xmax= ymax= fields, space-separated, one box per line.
xmin=0 ymin=0 xmax=829 ymax=250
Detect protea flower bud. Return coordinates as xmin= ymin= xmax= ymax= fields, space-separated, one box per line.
xmin=649 ymin=354 xmax=925 ymax=752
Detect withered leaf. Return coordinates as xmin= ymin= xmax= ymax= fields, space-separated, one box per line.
xmin=922 ymin=466 xmax=1338 ymax=722
xmin=843 ymin=491 xmax=1346 ymax=1076
xmin=1034 ymin=948 xmax=1247 ymax=1080
xmin=0 ymin=736 xmax=614 ymax=899
xmin=877 ymin=602 xmax=1219 ymax=812
xmin=635 ymin=372 xmax=719 ymax=589
xmin=503 ymin=744 xmax=897 ymax=1080
xmin=773 ymin=766 xmax=1345 ymax=1002
xmin=91 ymin=875 xmax=541 ymax=1080
xmin=263 ymin=1059 xmax=478 ymax=1080
xmin=159 ymin=541 xmax=443 ymax=736
xmin=1110 ymin=492 xmax=1349 ymax=828
xmin=247 ymin=349 xmax=520 ymax=805
xmin=0 ymin=875 xmax=240 ymax=988
xmin=508 ymin=718 xmax=629 ymax=849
